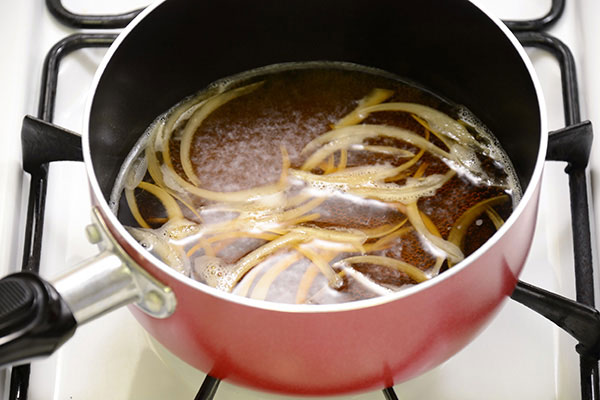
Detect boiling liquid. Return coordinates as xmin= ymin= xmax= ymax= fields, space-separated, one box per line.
xmin=111 ymin=62 xmax=520 ymax=304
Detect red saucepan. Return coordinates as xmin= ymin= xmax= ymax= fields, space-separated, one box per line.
xmin=0 ymin=0 xmax=546 ymax=395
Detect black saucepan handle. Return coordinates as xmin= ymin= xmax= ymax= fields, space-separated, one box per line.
xmin=0 ymin=272 xmax=76 ymax=367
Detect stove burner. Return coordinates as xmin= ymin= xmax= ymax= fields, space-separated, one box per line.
xmin=9 ymin=1 xmax=599 ymax=399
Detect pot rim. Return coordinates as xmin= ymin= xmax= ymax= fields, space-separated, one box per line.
xmin=82 ymin=0 xmax=548 ymax=314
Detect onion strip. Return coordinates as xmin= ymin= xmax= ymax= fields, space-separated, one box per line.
xmin=124 ymin=188 xmax=151 ymax=229
xmin=292 ymin=226 xmax=367 ymax=252
xmin=145 ymin=124 xmax=167 ymax=188
xmin=363 ymin=227 xmax=412 ymax=252
xmin=412 ymin=114 xmax=452 ymax=151
xmin=301 ymin=124 xmax=451 ymax=172
xmin=358 ymin=102 xmax=482 ymax=151
xmin=324 ymin=155 xmax=336 ymax=174
xmin=384 ymin=133 xmax=430 ymax=183
xmin=295 ymin=245 xmax=343 ymax=288
xmin=186 ymin=238 xmax=215 ymax=258
xmin=291 ymin=165 xmax=406 ymax=186
xmin=137 ymin=181 xmax=184 ymax=221
xmin=337 ymin=149 xmax=348 ymax=171
xmin=406 ymin=202 xmax=464 ymax=263
xmin=295 ymin=264 xmax=320 ymax=304
xmin=167 ymin=191 xmax=203 ymax=222
xmin=230 ymin=232 xmax=306 ymax=290
xmin=334 ymin=255 xmax=429 ymax=283
xmin=447 ymin=195 xmax=509 ymax=253
xmin=233 ymin=263 xmax=263 ymax=298
xmin=251 ymin=252 xmax=303 ymax=300
xmin=485 ymin=206 xmax=505 ymax=230
xmin=207 ymin=231 xmax=279 ymax=244
xmin=354 ymin=145 xmax=414 ymax=158
xmin=279 ymin=212 xmax=321 ymax=228
xmin=160 ymin=93 xmax=216 ymax=184
xmin=413 ymin=162 xmax=429 ymax=179
xmin=293 ymin=133 xmax=432 ymax=188
xmin=281 ymin=197 xmax=325 ymax=221
xmin=349 ymin=170 xmax=456 ymax=203
xmin=419 ymin=210 xmax=445 ymax=276
xmin=361 ymin=219 xmax=407 ymax=239
xmin=187 ymin=230 xmax=280 ymax=258
xmin=333 ymin=88 xmax=394 ymax=129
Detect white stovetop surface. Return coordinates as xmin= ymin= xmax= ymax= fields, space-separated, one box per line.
xmin=1 ymin=0 xmax=599 ymax=399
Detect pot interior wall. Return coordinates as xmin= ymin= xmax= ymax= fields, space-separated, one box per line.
xmin=89 ymin=0 xmax=541 ymax=199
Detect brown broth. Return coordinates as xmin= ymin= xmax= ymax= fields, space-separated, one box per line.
xmin=112 ymin=62 xmax=520 ymax=304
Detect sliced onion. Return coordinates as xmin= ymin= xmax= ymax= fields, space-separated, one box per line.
xmin=291 ymin=165 xmax=403 ymax=186
xmin=334 ymin=255 xmax=429 ymax=283
xmin=207 ymin=231 xmax=279 ymax=244
xmin=158 ymin=217 xmax=201 ymax=241
xmin=405 ymin=202 xmax=464 ymax=263
xmin=361 ymin=219 xmax=407 ymax=239
xmin=230 ymin=231 xmax=306 ymax=290
xmin=281 ymin=212 xmax=320 ymax=227
xmin=323 ymin=154 xmax=336 ymax=174
xmin=411 ymin=114 xmax=452 ymax=151
xmin=186 ymin=238 xmax=215 ymax=258
xmin=418 ymin=209 xmax=445 ymax=276
xmin=295 ymin=245 xmax=343 ymax=289
xmin=291 ymin=226 xmax=367 ymax=251
xmin=301 ymin=124 xmax=452 ymax=171
xmin=124 ymin=188 xmax=151 ymax=229
xmin=336 ymin=149 xmax=348 ymax=171
xmin=137 ymin=181 xmax=184 ymax=221
xmin=485 ymin=206 xmax=505 ymax=230
xmin=353 ymin=144 xmax=414 ymax=158
xmin=125 ymin=84 xmax=511 ymax=299
xmin=334 ymin=88 xmax=394 ymax=129
xmin=447 ymin=195 xmax=509 ymax=254
xmin=303 ymin=135 xmax=366 ymax=172
xmin=338 ymin=266 xmax=394 ymax=295
xmin=412 ymin=162 xmax=429 ymax=179
xmin=233 ymin=263 xmax=263 ymax=297
xmin=295 ymin=264 xmax=320 ymax=304
xmin=279 ymin=196 xmax=325 ymax=222
xmin=160 ymin=92 xmax=216 ymax=181
xmin=167 ymin=191 xmax=203 ymax=222
xmin=187 ymin=230 xmax=281 ymax=258
xmin=125 ymin=156 xmax=148 ymax=190
xmin=145 ymin=123 xmax=167 ymax=188
xmin=349 ymin=170 xmax=456 ymax=203
xmin=251 ymin=252 xmax=303 ymax=300
xmin=359 ymin=102 xmax=482 ymax=151
xmin=363 ymin=227 xmax=412 ymax=252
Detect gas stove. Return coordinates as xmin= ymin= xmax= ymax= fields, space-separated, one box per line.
xmin=1 ymin=1 xmax=598 ymax=399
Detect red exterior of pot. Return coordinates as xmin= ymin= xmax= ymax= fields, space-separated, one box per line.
xmin=101 ymin=176 xmax=541 ymax=395
xmin=81 ymin=1 xmax=547 ymax=395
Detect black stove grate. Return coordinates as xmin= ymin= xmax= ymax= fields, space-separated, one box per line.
xmin=10 ymin=1 xmax=599 ymax=399
xmin=503 ymin=0 xmax=565 ymax=32
xmin=45 ymin=0 xmax=142 ymax=29
xmin=10 ymin=32 xmax=117 ymax=400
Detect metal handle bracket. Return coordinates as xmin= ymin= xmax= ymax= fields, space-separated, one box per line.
xmin=53 ymin=208 xmax=176 ymax=324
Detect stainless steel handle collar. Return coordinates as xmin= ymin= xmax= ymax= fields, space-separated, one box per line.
xmin=53 ymin=207 xmax=176 ymax=324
